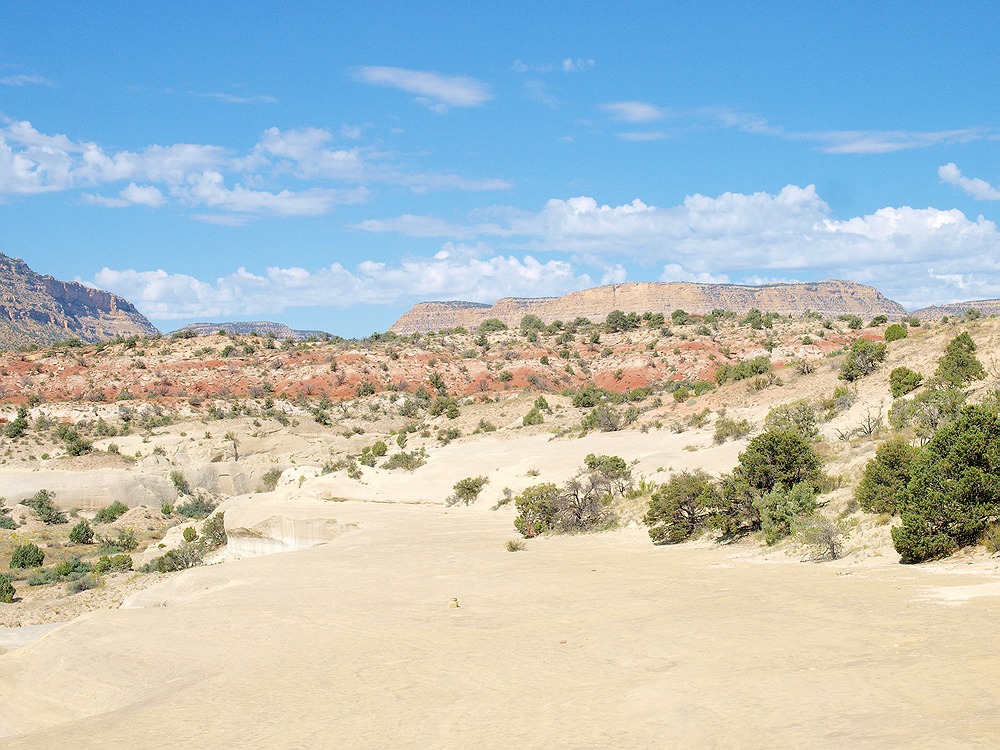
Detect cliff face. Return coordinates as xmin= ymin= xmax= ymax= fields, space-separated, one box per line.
xmin=390 ymin=280 xmax=908 ymax=333
xmin=0 ymin=252 xmax=159 ymax=348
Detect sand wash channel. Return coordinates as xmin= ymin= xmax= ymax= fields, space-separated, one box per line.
xmin=1 ymin=494 xmax=999 ymax=748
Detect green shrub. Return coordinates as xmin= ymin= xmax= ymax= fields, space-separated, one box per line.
xmin=5 ymin=407 xmax=28 ymax=439
xmin=0 ymin=574 xmax=14 ymax=603
xmin=24 ymin=489 xmax=67 ymax=524
xmin=201 ymin=512 xmax=227 ymax=550
xmin=98 ymin=529 xmax=138 ymax=554
xmin=888 ymin=385 xmax=966 ymax=441
xmin=170 ymin=470 xmax=191 ymax=495
xmin=763 ymin=400 xmax=818 ymax=440
xmin=891 ymin=405 xmax=1000 ymax=563
xmin=448 ymin=476 xmax=490 ymax=506
xmin=478 ymin=318 xmax=508 ymax=332
xmin=713 ymin=414 xmax=753 ymax=443
xmin=605 ymin=309 xmax=640 ymax=332
xmin=183 ymin=526 xmax=197 ymax=543
xmin=884 ymin=323 xmax=908 ymax=342
xmin=176 ymin=495 xmax=217 ymax=519
xmin=715 ymin=356 xmax=772 ymax=385
xmin=889 ymin=367 xmax=923 ymax=398
xmin=581 ymin=405 xmax=639 ymax=433
xmin=10 ymin=543 xmax=45 ymax=569
xmin=755 ymin=483 xmax=817 ymax=545
xmin=514 ymin=455 xmax=632 ymax=538
xmin=428 ymin=397 xmax=460 ymax=419
xmin=855 ymin=437 xmax=919 ymax=515
xmin=733 ymin=429 xmax=822 ymax=495
xmin=92 ymin=554 xmax=133 ymax=574
xmin=935 ymin=331 xmax=985 ymax=386
xmin=67 ymin=573 xmax=103 ymax=594
xmin=94 ymin=500 xmax=129 ymax=524
xmin=710 ymin=429 xmax=823 ymax=537
xmin=259 ymin=468 xmax=282 ymax=492
xmin=522 ymin=407 xmax=544 ymax=426
xmin=0 ymin=499 xmax=14 ymax=530
xmin=383 ymin=448 xmax=427 ymax=471
xmin=513 ymin=483 xmax=561 ymax=538
xmin=644 ymin=470 xmax=716 ymax=543
xmin=520 ymin=314 xmax=545 ymax=334
xmin=142 ymin=544 xmax=203 ymax=573
xmin=69 ymin=519 xmax=95 ymax=545
xmin=839 ymin=338 xmax=888 ymax=381
xmin=504 ymin=539 xmax=526 ymax=552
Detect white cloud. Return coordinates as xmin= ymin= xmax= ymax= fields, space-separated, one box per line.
xmin=357 ymin=185 xmax=1000 ymax=307
xmin=562 ymin=58 xmax=595 ymax=73
xmin=355 ymin=66 xmax=492 ymax=110
xmin=660 ymin=264 xmax=730 ymax=284
xmin=0 ymin=120 xmax=509 ymax=216
xmin=938 ymin=162 xmax=1000 ymax=200
xmin=619 ymin=105 xmax=987 ymax=154
xmin=812 ymin=129 xmax=982 ymax=154
xmin=618 ymin=131 xmax=669 ymax=142
xmin=83 ymin=182 xmax=166 ymax=208
xmin=601 ymin=101 xmax=665 ymax=123
xmin=176 ymin=170 xmax=370 ymax=215
xmin=340 ymin=124 xmax=364 ymax=139
xmin=93 ymin=248 xmax=592 ymax=320
xmin=513 ymin=58 xmax=594 ymax=74
xmin=0 ymin=73 xmax=55 ymax=87
xmin=191 ymin=91 xmax=276 ymax=105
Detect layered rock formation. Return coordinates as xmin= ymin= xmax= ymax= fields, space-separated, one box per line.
xmin=0 ymin=252 xmax=158 ymax=348
xmin=391 ymin=280 xmax=908 ymax=333
xmin=911 ymin=299 xmax=1000 ymax=319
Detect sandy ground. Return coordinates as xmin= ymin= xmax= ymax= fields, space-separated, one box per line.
xmin=1 ymin=495 xmax=1000 ymax=748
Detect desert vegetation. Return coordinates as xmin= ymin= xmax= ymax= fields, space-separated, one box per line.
xmin=0 ymin=309 xmax=997 ymax=628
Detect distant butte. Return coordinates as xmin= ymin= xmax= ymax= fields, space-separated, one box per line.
xmin=390 ymin=280 xmax=909 ymax=333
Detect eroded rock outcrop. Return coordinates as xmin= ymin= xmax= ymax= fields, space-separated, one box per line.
xmin=0 ymin=252 xmax=158 ymax=348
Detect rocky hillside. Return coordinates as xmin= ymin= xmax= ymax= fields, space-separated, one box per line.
xmin=390 ymin=280 xmax=908 ymax=333
xmin=174 ymin=321 xmax=330 ymax=340
xmin=0 ymin=252 xmax=158 ymax=349
xmin=911 ymin=299 xmax=1000 ymax=319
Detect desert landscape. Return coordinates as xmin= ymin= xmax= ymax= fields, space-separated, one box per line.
xmin=0 ymin=294 xmax=998 ymax=748
xmin=5 ymin=7 xmax=1000 ymax=745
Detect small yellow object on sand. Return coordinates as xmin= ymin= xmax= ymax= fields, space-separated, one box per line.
xmin=449 ymin=597 xmax=459 ymax=608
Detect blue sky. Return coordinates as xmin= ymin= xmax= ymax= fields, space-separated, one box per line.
xmin=2 ymin=1 xmax=999 ymax=336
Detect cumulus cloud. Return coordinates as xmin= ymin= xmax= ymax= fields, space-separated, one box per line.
xmin=938 ymin=162 xmax=1000 ymax=200
xmin=355 ymin=66 xmax=491 ymax=110
xmin=601 ymin=101 xmax=665 ymax=123
xmin=92 ymin=247 xmax=592 ymax=320
xmin=0 ymin=120 xmax=509 ymax=216
xmin=84 ymin=183 xmax=166 ymax=208
xmin=356 ymin=185 xmax=1000 ymax=307
xmin=660 ymin=264 xmax=730 ymax=284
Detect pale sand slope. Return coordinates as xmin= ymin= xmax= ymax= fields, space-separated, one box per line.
xmin=2 ymin=497 xmax=1000 ymax=748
